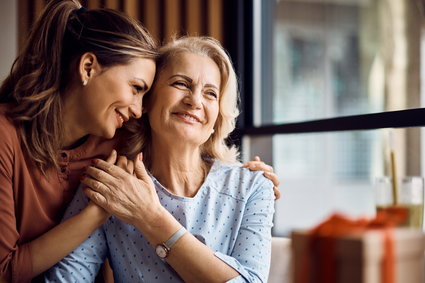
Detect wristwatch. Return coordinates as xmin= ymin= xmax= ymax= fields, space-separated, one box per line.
xmin=155 ymin=226 xmax=187 ymax=259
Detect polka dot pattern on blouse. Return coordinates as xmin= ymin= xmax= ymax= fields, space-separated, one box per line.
xmin=45 ymin=160 xmax=275 ymax=283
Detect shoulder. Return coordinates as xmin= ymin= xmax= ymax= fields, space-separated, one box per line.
xmin=0 ymin=104 xmax=17 ymax=133
xmin=0 ymin=104 xmax=19 ymax=149
xmin=207 ymin=160 xmax=274 ymax=201
xmin=0 ymin=105 xmax=20 ymax=177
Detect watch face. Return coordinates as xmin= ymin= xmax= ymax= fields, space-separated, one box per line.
xmin=156 ymin=245 xmax=168 ymax=258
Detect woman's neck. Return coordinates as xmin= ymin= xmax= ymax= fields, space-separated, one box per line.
xmin=150 ymin=139 xmax=209 ymax=197
xmin=61 ymin=90 xmax=89 ymax=148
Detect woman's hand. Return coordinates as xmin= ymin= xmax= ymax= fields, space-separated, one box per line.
xmin=81 ymin=153 xmax=163 ymax=228
xmin=243 ymin=156 xmax=281 ymax=200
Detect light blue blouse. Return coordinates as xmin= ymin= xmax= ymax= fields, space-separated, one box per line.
xmin=45 ymin=160 xmax=275 ymax=283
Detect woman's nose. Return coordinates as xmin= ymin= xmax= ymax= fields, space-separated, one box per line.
xmin=184 ymin=89 xmax=202 ymax=109
xmin=129 ymin=95 xmax=143 ymax=119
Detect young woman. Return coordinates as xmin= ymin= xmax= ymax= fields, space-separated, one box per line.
xmin=47 ymin=36 xmax=275 ymax=283
xmin=0 ymin=1 xmax=157 ymax=281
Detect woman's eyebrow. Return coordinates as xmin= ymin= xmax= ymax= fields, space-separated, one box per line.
xmin=169 ymin=74 xmax=219 ymax=90
xmin=169 ymin=74 xmax=192 ymax=82
xmin=205 ymin=84 xmax=219 ymax=91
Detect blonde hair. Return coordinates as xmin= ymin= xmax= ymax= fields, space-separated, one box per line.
xmin=0 ymin=0 xmax=158 ymax=171
xmin=122 ymin=36 xmax=240 ymax=165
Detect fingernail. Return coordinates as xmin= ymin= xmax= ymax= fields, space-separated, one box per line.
xmin=91 ymin=159 xmax=98 ymax=165
xmin=138 ymin=152 xmax=143 ymax=161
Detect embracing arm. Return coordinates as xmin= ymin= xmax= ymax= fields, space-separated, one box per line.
xmin=45 ymin=188 xmax=109 ymax=282
xmin=0 ymin=149 xmax=114 ymax=281
xmin=0 ymin=178 xmax=107 ymax=281
xmin=0 ymin=179 xmax=108 ymax=281
xmin=83 ymin=155 xmax=274 ymax=283
xmin=29 ymin=203 xmax=108 ymax=276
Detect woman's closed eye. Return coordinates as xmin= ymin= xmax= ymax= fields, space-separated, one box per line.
xmin=172 ymin=80 xmax=190 ymax=89
xmin=205 ymin=90 xmax=218 ymax=99
xmin=133 ymin=84 xmax=146 ymax=93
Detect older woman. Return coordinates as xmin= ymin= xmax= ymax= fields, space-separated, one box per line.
xmin=46 ymin=36 xmax=275 ymax=283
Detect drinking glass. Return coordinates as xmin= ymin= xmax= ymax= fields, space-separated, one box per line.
xmin=398 ymin=177 xmax=424 ymax=229
xmin=374 ymin=176 xmax=424 ymax=229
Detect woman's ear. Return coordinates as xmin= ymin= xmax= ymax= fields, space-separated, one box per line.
xmin=78 ymin=52 xmax=100 ymax=86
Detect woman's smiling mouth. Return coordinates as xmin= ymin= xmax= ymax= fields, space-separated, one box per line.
xmin=115 ymin=110 xmax=128 ymax=128
xmin=173 ymin=112 xmax=202 ymax=124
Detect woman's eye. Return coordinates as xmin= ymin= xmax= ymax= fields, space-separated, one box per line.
xmin=206 ymin=91 xmax=218 ymax=99
xmin=133 ymin=85 xmax=144 ymax=93
xmin=173 ymin=81 xmax=189 ymax=88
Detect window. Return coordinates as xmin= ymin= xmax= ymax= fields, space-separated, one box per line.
xmin=226 ymin=0 xmax=425 ymax=236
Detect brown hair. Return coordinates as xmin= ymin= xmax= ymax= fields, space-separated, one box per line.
xmin=0 ymin=0 xmax=157 ymax=171
xmin=122 ymin=36 xmax=240 ymax=167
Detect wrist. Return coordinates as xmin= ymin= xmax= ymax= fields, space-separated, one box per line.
xmin=85 ymin=202 xmax=110 ymax=224
xmin=135 ymin=206 xmax=181 ymax=245
xmin=155 ymin=226 xmax=187 ymax=259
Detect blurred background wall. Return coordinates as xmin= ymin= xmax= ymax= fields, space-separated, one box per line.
xmin=16 ymin=0 xmax=223 ymax=51
xmin=0 ymin=1 xmax=17 ymax=82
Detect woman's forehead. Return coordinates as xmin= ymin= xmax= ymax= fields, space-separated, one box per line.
xmin=161 ymin=52 xmax=220 ymax=79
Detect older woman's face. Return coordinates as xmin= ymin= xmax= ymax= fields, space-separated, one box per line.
xmin=147 ymin=52 xmax=220 ymax=146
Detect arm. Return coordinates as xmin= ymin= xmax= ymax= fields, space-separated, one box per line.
xmin=45 ymin=188 xmax=108 ymax=283
xmin=0 ymin=176 xmax=107 ymax=281
xmin=0 ymin=145 xmax=113 ymax=281
xmin=30 ymin=150 xmax=117 ymax=276
xmin=214 ymin=178 xmax=275 ymax=282
xmin=29 ymin=203 xmax=108 ymax=276
xmin=157 ymin=177 xmax=274 ymax=283
xmin=0 ymin=180 xmax=107 ymax=282
xmin=82 ymin=156 xmax=274 ymax=283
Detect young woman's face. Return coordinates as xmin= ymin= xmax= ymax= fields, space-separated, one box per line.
xmin=79 ymin=58 xmax=156 ymax=139
xmin=147 ymin=52 xmax=221 ymax=146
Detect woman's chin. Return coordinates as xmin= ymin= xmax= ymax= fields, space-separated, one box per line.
xmin=98 ymin=128 xmax=116 ymax=139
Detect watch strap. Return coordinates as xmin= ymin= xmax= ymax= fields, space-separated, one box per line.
xmin=164 ymin=226 xmax=187 ymax=249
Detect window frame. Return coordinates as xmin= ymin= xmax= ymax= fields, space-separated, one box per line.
xmin=223 ymin=0 xmax=425 ymax=141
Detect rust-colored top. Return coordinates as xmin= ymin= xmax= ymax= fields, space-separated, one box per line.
xmin=0 ymin=105 xmax=116 ymax=282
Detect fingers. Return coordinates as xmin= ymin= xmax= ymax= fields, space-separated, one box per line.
xmin=263 ymin=172 xmax=281 ymax=200
xmin=241 ymin=158 xmax=281 ymax=200
xmin=133 ymin=153 xmax=149 ymax=180
xmin=127 ymin=161 xmax=134 ymax=175
xmin=242 ymin=156 xmax=261 ymax=167
xmin=263 ymin=171 xmax=280 ymax=187
xmin=80 ymin=175 xmax=112 ymax=209
xmin=105 ymin=149 xmax=117 ymax=164
xmin=243 ymin=161 xmax=274 ymax=173
xmin=263 ymin=171 xmax=281 ymax=200
xmin=84 ymin=165 xmax=117 ymax=186
xmin=83 ymin=187 xmax=108 ymax=208
xmin=272 ymin=186 xmax=281 ymax=200
xmin=91 ymin=158 xmax=128 ymax=179
xmin=116 ymin=156 xmax=134 ymax=174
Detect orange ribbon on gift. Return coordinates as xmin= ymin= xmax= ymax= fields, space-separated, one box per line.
xmin=298 ymin=207 xmax=407 ymax=283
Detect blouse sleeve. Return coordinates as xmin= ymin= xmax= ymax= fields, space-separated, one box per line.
xmin=0 ymin=120 xmax=33 ymax=282
xmin=215 ymin=176 xmax=275 ymax=283
xmin=45 ymin=187 xmax=108 ymax=283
